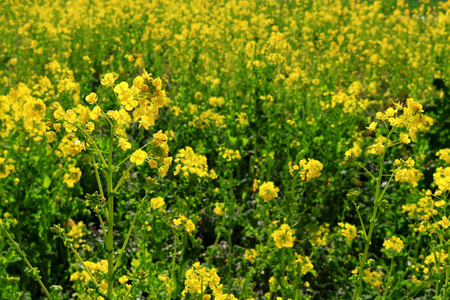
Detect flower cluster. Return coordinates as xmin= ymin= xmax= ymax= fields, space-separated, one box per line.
xmin=150 ymin=196 xmax=165 ymax=211
xmin=362 ymin=268 xmax=384 ymax=289
xmin=394 ymin=158 xmax=421 ymax=187
xmin=173 ymin=216 xmax=196 ymax=236
xmin=213 ymin=203 xmax=226 ymax=216
xmin=369 ymin=98 xmax=433 ymax=155
xmin=174 ymin=146 xmax=217 ymax=179
xmin=0 ymin=151 xmax=15 ymax=179
xmin=218 ymin=147 xmax=241 ymax=161
xmin=436 ymin=149 xmax=450 ymax=164
xmin=66 ymin=220 xmax=88 ymax=249
xmin=258 ymin=181 xmax=279 ymax=202
xmin=290 ymin=253 xmax=314 ymax=276
xmin=62 ymin=165 xmax=82 ymax=188
xmin=244 ymin=249 xmax=257 ymax=264
xmin=383 ymin=236 xmax=404 ymax=254
xmin=433 ymin=167 xmax=450 ymax=192
xmin=182 ymin=262 xmax=237 ymax=299
xmin=70 ymin=259 xmax=108 ymax=294
xmin=289 ymin=159 xmax=323 ymax=181
xmin=338 ymin=222 xmax=357 ymax=242
xmin=272 ymin=224 xmax=296 ymax=248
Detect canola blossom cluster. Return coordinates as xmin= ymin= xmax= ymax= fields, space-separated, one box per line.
xmin=288 ymin=159 xmax=323 ymax=181
xmin=272 ymin=224 xmax=296 ymax=248
xmin=182 ymin=262 xmax=237 ymax=300
xmin=173 ymin=146 xmax=217 ymax=180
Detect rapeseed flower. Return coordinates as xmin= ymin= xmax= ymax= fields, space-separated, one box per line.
xmin=130 ymin=149 xmax=147 ymax=165
xmin=173 ymin=216 xmax=195 ymax=236
xmin=63 ymin=165 xmax=82 ymax=188
xmin=213 ymin=203 xmax=226 ymax=216
xmin=245 ymin=249 xmax=257 ymax=264
xmin=85 ymin=92 xmax=98 ymax=104
xmin=101 ymin=73 xmax=117 ymax=87
xmin=150 ymin=197 xmax=165 ymax=210
xmin=272 ymin=224 xmax=295 ymax=248
xmin=436 ymin=149 xmax=450 ymax=163
xmin=117 ymin=138 xmax=131 ymax=151
xmin=259 ymin=181 xmax=279 ymax=202
xmin=383 ymin=236 xmax=404 ymax=253
xmin=338 ymin=222 xmax=357 ymax=241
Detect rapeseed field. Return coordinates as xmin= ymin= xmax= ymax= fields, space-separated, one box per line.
xmin=1 ymin=0 xmax=450 ymax=299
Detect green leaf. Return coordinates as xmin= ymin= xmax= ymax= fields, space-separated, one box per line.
xmin=43 ymin=176 xmax=51 ymax=189
xmin=19 ymin=292 xmax=32 ymax=300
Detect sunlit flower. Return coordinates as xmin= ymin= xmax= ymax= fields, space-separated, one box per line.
xmin=130 ymin=149 xmax=147 ymax=165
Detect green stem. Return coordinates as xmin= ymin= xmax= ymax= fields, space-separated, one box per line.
xmin=72 ymin=122 xmax=108 ymax=167
xmin=382 ymin=257 xmax=395 ymax=300
xmin=206 ymin=214 xmax=225 ymax=266
xmin=113 ymin=163 xmax=136 ymax=193
xmin=92 ymin=155 xmax=108 ymax=242
xmin=170 ymin=233 xmax=179 ymax=299
xmin=107 ymin=122 xmax=117 ymax=299
xmin=353 ymin=129 xmax=394 ymax=300
xmin=227 ymin=232 xmax=232 ymax=294
xmin=113 ymin=194 xmax=149 ymax=273
xmin=353 ymin=159 xmax=376 ymax=182
xmin=0 ymin=222 xmax=53 ymax=300
xmin=281 ymin=248 xmax=286 ymax=299
xmin=67 ymin=242 xmax=103 ymax=293
xmin=114 ymin=141 xmax=153 ymax=169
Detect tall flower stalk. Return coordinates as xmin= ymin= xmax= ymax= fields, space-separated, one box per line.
xmin=348 ymin=99 xmax=432 ymax=299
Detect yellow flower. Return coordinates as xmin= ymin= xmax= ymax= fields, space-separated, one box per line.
xmin=173 ymin=216 xmax=195 ymax=236
xmin=245 ymin=249 xmax=257 ymax=264
xmin=118 ymin=275 xmax=129 ymax=285
xmin=370 ymin=142 xmax=385 ymax=155
xmin=153 ymin=130 xmax=168 ymax=144
xmin=86 ymin=122 xmax=95 ymax=134
xmin=151 ymin=197 xmax=165 ymax=210
xmin=338 ymin=222 xmax=357 ymax=241
xmin=194 ymin=92 xmax=203 ymax=101
xmin=184 ymin=219 xmax=195 ymax=236
xmin=158 ymin=164 xmax=170 ymax=178
xmin=130 ymin=149 xmax=147 ymax=165
xmin=272 ymin=224 xmax=295 ymax=248
xmin=367 ymin=122 xmax=377 ymax=131
xmin=133 ymin=76 xmax=144 ymax=89
xmin=85 ymin=92 xmax=98 ymax=104
xmin=213 ymin=203 xmax=225 ymax=216
xmin=45 ymin=131 xmax=56 ymax=143
xmin=433 ymin=167 xmax=450 ymax=191
xmin=436 ymin=149 xmax=450 ymax=164
xmin=439 ymin=216 xmax=450 ymax=229
xmin=399 ymin=133 xmax=411 ymax=144
xmin=101 ymin=73 xmax=117 ymax=87
xmin=148 ymin=159 xmax=158 ymax=168
xmin=259 ymin=181 xmax=279 ymax=202
xmin=118 ymin=138 xmax=131 ymax=151
xmin=301 ymin=159 xmax=323 ymax=181
xmin=383 ymin=236 xmax=404 ymax=253
xmin=63 ymin=165 xmax=82 ymax=188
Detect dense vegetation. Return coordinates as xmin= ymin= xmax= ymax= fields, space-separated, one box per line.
xmin=1 ymin=0 xmax=450 ymax=299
